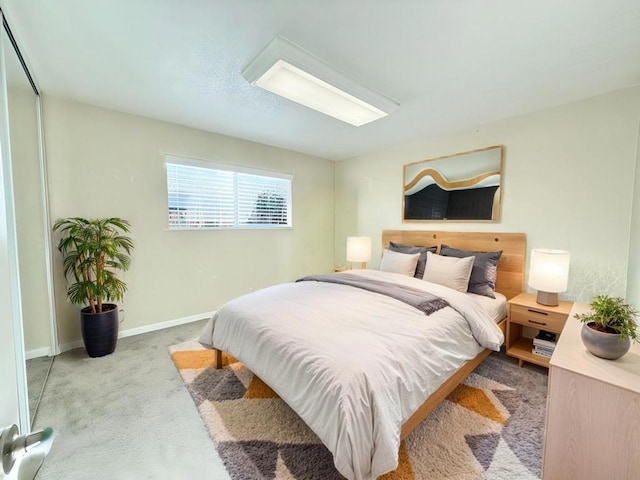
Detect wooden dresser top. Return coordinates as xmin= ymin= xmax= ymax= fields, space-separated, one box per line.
xmin=551 ymin=303 xmax=640 ymax=394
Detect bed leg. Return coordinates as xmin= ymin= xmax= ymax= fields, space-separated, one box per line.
xmin=213 ymin=348 xmax=223 ymax=369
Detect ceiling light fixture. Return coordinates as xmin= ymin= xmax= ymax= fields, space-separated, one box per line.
xmin=242 ymin=36 xmax=398 ymax=127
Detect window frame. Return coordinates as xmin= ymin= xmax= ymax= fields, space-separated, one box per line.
xmin=164 ymin=155 xmax=293 ymax=231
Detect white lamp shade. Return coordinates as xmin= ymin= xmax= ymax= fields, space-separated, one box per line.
xmin=346 ymin=236 xmax=372 ymax=263
xmin=528 ymin=249 xmax=570 ymax=293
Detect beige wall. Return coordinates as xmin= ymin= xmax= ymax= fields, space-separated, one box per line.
xmin=43 ymin=96 xmax=335 ymax=346
xmin=626 ymin=103 xmax=640 ymax=307
xmin=40 ymin=85 xmax=640 ymax=347
xmin=335 ymin=86 xmax=640 ymax=303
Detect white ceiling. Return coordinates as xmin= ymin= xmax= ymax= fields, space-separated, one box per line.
xmin=3 ymin=1 xmax=640 ymax=161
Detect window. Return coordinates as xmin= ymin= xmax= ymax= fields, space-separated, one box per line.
xmin=165 ymin=156 xmax=292 ymax=229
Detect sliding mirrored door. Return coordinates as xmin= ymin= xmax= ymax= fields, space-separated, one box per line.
xmin=0 ymin=8 xmax=27 ymax=433
xmin=1 ymin=11 xmax=57 ymax=429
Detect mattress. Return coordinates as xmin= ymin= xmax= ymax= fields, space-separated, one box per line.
xmin=467 ymin=291 xmax=508 ymax=323
xmin=199 ymin=270 xmax=504 ymax=479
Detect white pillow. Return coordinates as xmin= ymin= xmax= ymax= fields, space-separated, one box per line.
xmin=423 ymin=251 xmax=474 ymax=292
xmin=380 ymin=249 xmax=420 ymax=276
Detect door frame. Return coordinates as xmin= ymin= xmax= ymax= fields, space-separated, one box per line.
xmin=0 ymin=7 xmax=30 ymax=433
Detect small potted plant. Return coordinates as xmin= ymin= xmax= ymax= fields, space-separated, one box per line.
xmin=576 ymin=294 xmax=639 ymax=360
xmin=53 ymin=217 xmax=133 ymax=357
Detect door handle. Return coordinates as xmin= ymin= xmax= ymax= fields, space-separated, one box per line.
xmin=1 ymin=424 xmax=55 ymax=480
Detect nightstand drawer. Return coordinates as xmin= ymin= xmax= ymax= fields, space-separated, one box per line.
xmin=510 ymin=304 xmax=567 ymax=332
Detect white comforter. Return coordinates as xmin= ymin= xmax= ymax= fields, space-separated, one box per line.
xmin=199 ymin=270 xmax=504 ymax=479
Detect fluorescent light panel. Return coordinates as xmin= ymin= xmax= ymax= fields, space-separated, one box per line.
xmin=256 ymin=60 xmax=387 ymax=126
xmin=243 ymin=36 xmax=398 ymax=127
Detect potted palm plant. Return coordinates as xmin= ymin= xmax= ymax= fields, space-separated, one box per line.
xmin=53 ymin=217 xmax=133 ymax=357
xmin=576 ymin=294 xmax=639 ymax=360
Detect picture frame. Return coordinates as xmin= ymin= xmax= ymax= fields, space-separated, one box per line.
xmin=402 ymin=145 xmax=504 ymax=222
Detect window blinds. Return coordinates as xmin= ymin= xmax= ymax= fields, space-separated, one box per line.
xmin=166 ymin=158 xmax=292 ymax=229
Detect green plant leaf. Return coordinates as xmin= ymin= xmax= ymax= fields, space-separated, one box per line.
xmin=575 ymin=294 xmax=639 ymax=342
xmin=53 ymin=217 xmax=134 ymax=308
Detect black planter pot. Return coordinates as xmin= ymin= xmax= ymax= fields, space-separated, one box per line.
xmin=81 ymin=303 xmax=119 ymax=357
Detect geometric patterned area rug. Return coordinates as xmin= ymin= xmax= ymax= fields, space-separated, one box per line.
xmin=169 ymin=340 xmax=547 ymax=480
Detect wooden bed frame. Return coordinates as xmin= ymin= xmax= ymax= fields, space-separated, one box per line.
xmin=212 ymin=230 xmax=526 ymax=442
xmin=384 ymin=230 xmax=526 ymax=438
xmin=382 ymin=230 xmax=526 ymax=301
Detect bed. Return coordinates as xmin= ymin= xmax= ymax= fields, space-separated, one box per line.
xmin=199 ymin=230 xmax=526 ymax=479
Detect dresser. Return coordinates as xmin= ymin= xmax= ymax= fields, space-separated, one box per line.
xmin=542 ymin=303 xmax=640 ymax=479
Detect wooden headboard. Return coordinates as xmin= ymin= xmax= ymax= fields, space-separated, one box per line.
xmin=382 ymin=230 xmax=526 ymax=300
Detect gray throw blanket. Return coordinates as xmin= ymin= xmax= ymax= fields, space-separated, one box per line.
xmin=297 ymin=273 xmax=449 ymax=315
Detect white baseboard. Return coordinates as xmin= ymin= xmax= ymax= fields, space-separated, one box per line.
xmin=57 ymin=311 xmax=215 ymax=355
xmin=117 ymin=311 xmax=215 ymax=339
xmin=25 ymin=346 xmax=53 ymax=360
xmin=58 ymin=339 xmax=84 ymax=354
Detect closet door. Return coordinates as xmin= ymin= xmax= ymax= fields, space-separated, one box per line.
xmin=0 ymin=9 xmax=28 ymax=433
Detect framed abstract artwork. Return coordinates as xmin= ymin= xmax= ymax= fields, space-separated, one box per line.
xmin=402 ymin=145 xmax=504 ymax=222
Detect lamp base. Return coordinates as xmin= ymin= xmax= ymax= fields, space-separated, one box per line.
xmin=348 ymin=262 xmax=367 ymax=270
xmin=536 ymin=291 xmax=559 ymax=306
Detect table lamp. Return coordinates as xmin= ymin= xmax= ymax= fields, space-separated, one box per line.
xmin=528 ymin=249 xmax=570 ymax=306
xmin=346 ymin=236 xmax=372 ymax=269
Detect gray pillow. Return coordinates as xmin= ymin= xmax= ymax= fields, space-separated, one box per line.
xmin=440 ymin=244 xmax=503 ymax=298
xmin=389 ymin=241 xmax=438 ymax=279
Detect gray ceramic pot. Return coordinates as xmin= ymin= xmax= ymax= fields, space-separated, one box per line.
xmin=581 ymin=323 xmax=631 ymax=360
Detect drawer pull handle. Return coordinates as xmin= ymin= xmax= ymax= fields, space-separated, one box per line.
xmin=527 ymin=309 xmax=548 ymax=316
xmin=528 ymin=319 xmax=547 ymax=326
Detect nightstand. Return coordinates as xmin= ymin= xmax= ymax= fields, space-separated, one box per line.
xmin=506 ymin=292 xmax=573 ymax=368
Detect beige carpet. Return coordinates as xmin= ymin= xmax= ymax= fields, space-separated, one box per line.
xmin=170 ymin=340 xmax=545 ymax=479
xmin=34 ymin=320 xmax=231 ymax=480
